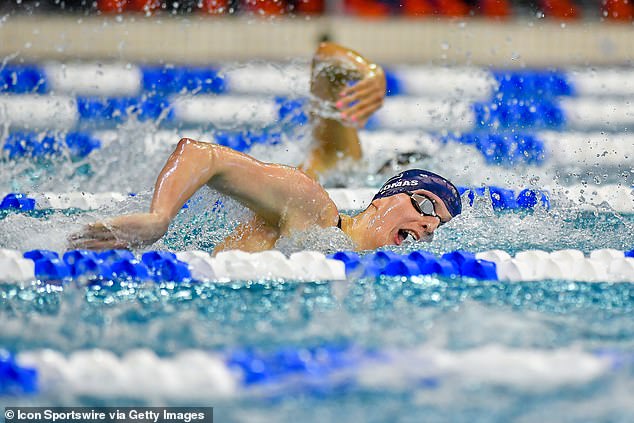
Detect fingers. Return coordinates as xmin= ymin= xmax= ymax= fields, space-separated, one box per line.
xmin=67 ymin=222 xmax=131 ymax=251
xmin=68 ymin=237 xmax=130 ymax=251
xmin=336 ymin=75 xmax=385 ymax=125
xmin=338 ymin=77 xmax=372 ymax=98
xmin=339 ymin=93 xmax=384 ymax=126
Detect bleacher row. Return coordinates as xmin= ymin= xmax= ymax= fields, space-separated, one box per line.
xmin=0 ymin=247 xmax=633 ymax=284
xmin=91 ymin=0 xmax=634 ymax=21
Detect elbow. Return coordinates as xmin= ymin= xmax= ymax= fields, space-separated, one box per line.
xmin=174 ymin=136 xmax=220 ymax=179
xmin=176 ymin=137 xmax=199 ymax=152
xmin=175 ymin=138 xmax=217 ymax=162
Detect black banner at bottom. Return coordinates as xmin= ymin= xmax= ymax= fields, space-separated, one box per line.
xmin=4 ymin=407 xmax=213 ymax=423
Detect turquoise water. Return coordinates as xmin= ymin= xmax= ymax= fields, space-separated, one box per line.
xmin=1 ymin=270 xmax=633 ymax=421
xmin=1 ymin=204 xmax=634 ymax=421
xmin=1 ymin=75 xmax=634 ymax=421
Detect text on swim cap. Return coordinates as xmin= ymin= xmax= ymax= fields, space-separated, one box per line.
xmin=379 ymin=180 xmax=419 ymax=192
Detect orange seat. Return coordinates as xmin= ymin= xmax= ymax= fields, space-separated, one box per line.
xmin=434 ymin=0 xmax=470 ymax=17
xmin=602 ymin=0 xmax=634 ymax=20
xmin=201 ymin=0 xmax=230 ymax=14
xmin=479 ymin=0 xmax=511 ymax=18
xmin=295 ymin=0 xmax=324 ymax=14
xmin=126 ymin=0 xmax=161 ymax=13
xmin=243 ymin=0 xmax=287 ymax=15
xmin=97 ymin=0 xmax=128 ymax=13
xmin=402 ymin=0 xmax=435 ymax=16
xmin=540 ymin=0 xmax=581 ymax=19
xmin=345 ymin=0 xmax=391 ymax=17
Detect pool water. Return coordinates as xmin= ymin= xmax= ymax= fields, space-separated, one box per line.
xmin=1 ymin=61 xmax=634 ymax=422
xmin=2 ymin=267 xmax=633 ymax=421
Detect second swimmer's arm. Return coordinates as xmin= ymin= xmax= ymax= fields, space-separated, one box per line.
xmin=301 ymin=42 xmax=386 ymax=179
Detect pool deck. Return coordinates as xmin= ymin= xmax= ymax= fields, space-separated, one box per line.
xmin=1 ymin=15 xmax=633 ymax=66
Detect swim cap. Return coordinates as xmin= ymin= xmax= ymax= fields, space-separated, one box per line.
xmin=372 ymin=169 xmax=462 ymax=217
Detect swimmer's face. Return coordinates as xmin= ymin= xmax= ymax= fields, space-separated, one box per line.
xmin=368 ymin=189 xmax=453 ymax=248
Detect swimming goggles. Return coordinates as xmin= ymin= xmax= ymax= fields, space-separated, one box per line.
xmin=407 ymin=192 xmax=443 ymax=225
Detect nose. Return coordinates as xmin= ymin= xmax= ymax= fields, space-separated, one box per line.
xmin=420 ymin=217 xmax=440 ymax=240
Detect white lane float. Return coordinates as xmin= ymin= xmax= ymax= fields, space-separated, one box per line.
xmin=12 ymin=343 xmax=613 ymax=400
xmin=44 ymin=63 xmax=143 ymax=97
xmin=0 ymin=95 xmax=78 ymax=131
xmin=477 ymin=248 xmax=634 ymax=282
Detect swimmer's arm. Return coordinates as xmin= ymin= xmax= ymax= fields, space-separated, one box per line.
xmin=69 ymin=138 xmax=337 ymax=250
xmin=301 ymin=42 xmax=386 ymax=178
xmin=315 ymin=42 xmax=386 ymax=126
xmin=151 ymin=139 xmax=337 ymax=228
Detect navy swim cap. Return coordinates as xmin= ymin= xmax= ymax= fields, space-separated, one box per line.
xmin=372 ymin=169 xmax=462 ymax=217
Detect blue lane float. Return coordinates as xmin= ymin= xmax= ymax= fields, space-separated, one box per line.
xmin=329 ymin=250 xmax=497 ymax=280
xmin=492 ymin=70 xmax=573 ymax=99
xmin=0 ymin=65 xmax=47 ymax=94
xmin=0 ymin=351 xmax=38 ymax=396
xmin=16 ymin=247 xmax=479 ymax=283
xmin=77 ymin=95 xmax=174 ymax=123
xmin=9 ymin=343 xmax=618 ymax=399
xmin=21 ymin=249 xmax=192 ymax=283
xmin=0 ymin=194 xmax=36 ymax=211
xmin=0 ymin=64 xmax=599 ymax=134
xmin=473 ymin=98 xmax=566 ymax=130
xmin=2 ymin=247 xmax=634 ymax=284
xmin=443 ymin=132 xmax=546 ymax=166
xmin=227 ymin=344 xmax=359 ymax=386
xmin=457 ymin=186 xmax=550 ymax=210
xmin=3 ymin=64 xmax=572 ymax=98
xmin=0 ymin=184 xmax=553 ymax=214
xmin=2 ymin=131 xmax=101 ymax=161
xmin=141 ymin=66 xmax=225 ymax=94
xmin=0 ymin=129 xmax=280 ymax=162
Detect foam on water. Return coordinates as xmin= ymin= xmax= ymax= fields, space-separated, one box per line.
xmin=2 ymin=58 xmax=634 ymax=421
xmin=1 ymin=185 xmax=633 ymax=255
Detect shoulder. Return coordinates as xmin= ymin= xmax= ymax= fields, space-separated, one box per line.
xmin=285 ymin=169 xmax=340 ymax=226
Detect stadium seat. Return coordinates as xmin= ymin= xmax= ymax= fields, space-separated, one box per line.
xmin=201 ymin=0 xmax=230 ymax=14
xmin=479 ymin=0 xmax=511 ymax=18
xmin=540 ymin=0 xmax=581 ymax=19
xmin=435 ymin=0 xmax=471 ymax=17
xmin=601 ymin=0 xmax=634 ymax=20
xmin=295 ymin=0 xmax=324 ymax=14
xmin=402 ymin=0 xmax=435 ymax=16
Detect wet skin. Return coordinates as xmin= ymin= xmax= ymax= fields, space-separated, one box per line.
xmin=68 ymin=43 xmax=455 ymax=253
xmin=338 ymin=189 xmax=453 ymax=251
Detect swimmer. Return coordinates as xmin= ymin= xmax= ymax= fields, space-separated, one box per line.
xmin=69 ymin=42 xmax=462 ymax=253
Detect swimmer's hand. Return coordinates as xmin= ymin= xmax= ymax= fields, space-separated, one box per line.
xmin=337 ymin=64 xmax=386 ymax=128
xmin=68 ymin=213 xmax=169 ymax=250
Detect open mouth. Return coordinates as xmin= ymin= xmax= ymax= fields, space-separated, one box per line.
xmin=397 ymin=229 xmax=418 ymax=245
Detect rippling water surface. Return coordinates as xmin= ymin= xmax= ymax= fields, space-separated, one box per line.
xmin=1 ymin=273 xmax=633 ymax=421
xmin=1 ymin=71 xmax=634 ymax=422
